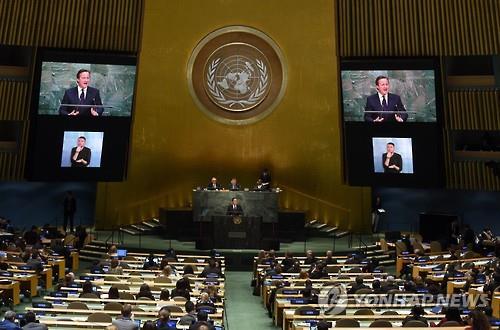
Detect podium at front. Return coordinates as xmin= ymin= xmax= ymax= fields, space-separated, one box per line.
xmin=212 ymin=216 xmax=261 ymax=249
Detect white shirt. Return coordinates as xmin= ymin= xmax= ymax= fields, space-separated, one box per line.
xmin=78 ymin=87 xmax=87 ymax=100
xmin=378 ymin=92 xmax=388 ymax=107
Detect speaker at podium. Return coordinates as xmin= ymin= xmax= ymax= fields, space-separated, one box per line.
xmin=211 ymin=215 xmax=262 ymax=249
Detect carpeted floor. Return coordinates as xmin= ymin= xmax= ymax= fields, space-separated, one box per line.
xmin=225 ymin=271 xmax=277 ymax=330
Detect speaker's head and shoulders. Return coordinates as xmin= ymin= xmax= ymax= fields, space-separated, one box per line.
xmin=59 ymin=69 xmax=103 ymax=116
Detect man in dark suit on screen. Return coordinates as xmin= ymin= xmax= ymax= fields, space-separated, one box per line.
xmin=70 ymin=136 xmax=91 ymax=167
xmin=226 ymin=197 xmax=243 ymax=216
xmin=364 ymin=75 xmax=407 ymax=122
xmin=382 ymin=142 xmax=402 ymax=173
xmin=59 ymin=69 xmax=103 ymax=116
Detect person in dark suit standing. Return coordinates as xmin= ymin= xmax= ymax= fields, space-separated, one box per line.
xmin=70 ymin=136 xmax=91 ymax=167
xmin=259 ymin=168 xmax=272 ymax=190
xmin=63 ymin=191 xmax=76 ymax=232
xmin=227 ymin=177 xmax=241 ymax=191
xmin=226 ymin=197 xmax=243 ymax=216
xmin=382 ymin=142 xmax=402 ymax=173
xmin=59 ymin=69 xmax=103 ymax=116
xmin=364 ymin=75 xmax=407 ymax=122
xmin=206 ymin=177 xmax=221 ymax=190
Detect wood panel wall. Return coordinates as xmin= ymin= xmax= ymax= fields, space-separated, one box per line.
xmin=0 ymin=80 xmax=29 ymax=179
xmin=0 ymin=0 xmax=143 ymax=51
xmin=338 ymin=0 xmax=500 ymax=56
xmin=444 ymin=90 xmax=500 ymax=190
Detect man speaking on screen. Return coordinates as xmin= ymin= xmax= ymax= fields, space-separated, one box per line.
xmin=59 ymin=69 xmax=103 ymax=116
xmin=382 ymin=142 xmax=402 ymax=173
xmin=364 ymin=75 xmax=407 ymax=122
xmin=71 ymin=136 xmax=91 ymax=167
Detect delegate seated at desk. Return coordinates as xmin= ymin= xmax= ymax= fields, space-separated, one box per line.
xmin=226 ymin=198 xmax=243 ymax=216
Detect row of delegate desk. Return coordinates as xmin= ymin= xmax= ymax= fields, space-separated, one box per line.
xmin=396 ymin=252 xmax=500 ymax=319
xmin=26 ymin=253 xmax=226 ymax=329
xmin=255 ymin=252 xmax=500 ymax=330
xmin=0 ymin=250 xmax=78 ymax=305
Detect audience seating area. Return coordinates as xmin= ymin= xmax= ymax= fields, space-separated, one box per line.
xmin=255 ymin=244 xmax=500 ymax=330
xmin=0 ymin=225 xmax=498 ymax=330
xmin=27 ymin=248 xmax=226 ymax=329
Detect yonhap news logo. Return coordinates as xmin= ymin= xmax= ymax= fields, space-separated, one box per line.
xmin=318 ymin=285 xmax=488 ymax=315
xmin=319 ymin=284 xmax=348 ymax=315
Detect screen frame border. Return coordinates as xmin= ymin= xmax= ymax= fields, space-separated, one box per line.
xmin=30 ymin=47 xmax=138 ymax=119
xmin=339 ymin=56 xmax=444 ymax=188
xmin=26 ymin=47 xmax=138 ymax=182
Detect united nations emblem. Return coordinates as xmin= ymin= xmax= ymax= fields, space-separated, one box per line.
xmin=205 ymin=44 xmax=271 ymax=112
xmin=232 ymin=216 xmax=242 ymax=225
xmin=188 ymin=26 xmax=287 ymax=125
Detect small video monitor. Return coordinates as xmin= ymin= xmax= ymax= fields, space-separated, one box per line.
xmin=431 ymin=305 xmax=443 ymax=314
xmin=117 ymin=249 xmax=127 ymax=257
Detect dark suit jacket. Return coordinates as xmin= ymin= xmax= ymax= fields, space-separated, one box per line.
xmin=347 ymin=283 xmax=370 ymax=294
xmin=382 ymin=152 xmax=402 ymax=173
xmin=206 ymin=183 xmax=222 ymax=190
xmin=226 ymin=204 xmax=243 ymax=216
xmin=64 ymin=196 xmax=77 ymax=213
xmin=228 ymin=184 xmax=241 ymax=191
xmin=70 ymin=146 xmax=91 ymax=167
xmin=59 ymin=86 xmax=103 ymax=116
xmin=259 ymin=172 xmax=272 ymax=185
xmin=364 ymin=93 xmax=407 ymax=122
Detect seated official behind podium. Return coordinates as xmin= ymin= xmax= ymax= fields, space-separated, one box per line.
xmin=226 ymin=197 xmax=243 ymax=216
xmin=59 ymin=69 xmax=103 ymax=116
xmin=206 ymin=177 xmax=222 ymax=190
xmin=227 ymin=177 xmax=241 ymax=191
xmin=364 ymin=75 xmax=407 ymax=122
